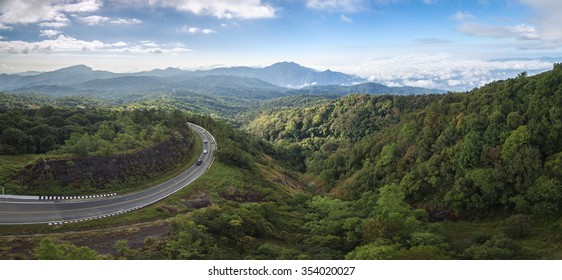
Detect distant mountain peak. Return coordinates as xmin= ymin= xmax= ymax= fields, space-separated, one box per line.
xmin=54 ymin=65 xmax=93 ymax=73
xmin=271 ymin=61 xmax=299 ymax=66
xmin=66 ymin=64 xmax=92 ymax=70
xmin=266 ymin=61 xmax=314 ymax=71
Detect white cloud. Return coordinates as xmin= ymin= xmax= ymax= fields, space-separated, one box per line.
xmin=519 ymin=0 xmax=562 ymax=44
xmin=0 ymin=23 xmax=13 ymax=30
xmin=60 ymin=0 xmax=101 ymax=13
xmin=77 ymin=15 xmax=142 ymax=25
xmin=403 ymin=79 xmax=437 ymax=88
xmin=447 ymin=79 xmax=463 ymax=86
xmin=179 ymin=26 xmax=216 ymax=34
xmin=306 ymin=0 xmax=366 ymax=12
xmin=306 ymin=0 xmax=406 ymax=12
xmin=458 ymin=22 xmax=540 ymax=41
xmin=451 ymin=1 xmax=562 ymax=48
xmin=79 ymin=15 xmax=109 ymax=25
xmin=0 ymin=36 xmax=4 ymax=40
xmin=0 ymin=0 xmax=101 ymax=26
xmin=171 ymin=47 xmax=191 ymax=52
xmin=147 ymin=0 xmax=275 ymax=19
xmin=39 ymin=14 xmax=71 ymax=28
xmin=507 ymin=24 xmax=540 ymax=40
xmin=345 ymin=53 xmax=553 ymax=91
xmin=39 ymin=29 xmax=62 ymax=37
xmin=185 ymin=27 xmax=199 ymax=33
xmin=112 ymin=41 xmax=128 ymax=47
xmin=0 ymin=35 xmax=106 ymax=54
xmin=110 ymin=18 xmax=142 ymax=24
xmin=340 ymin=15 xmax=353 ymax=23
xmin=0 ymin=35 xmax=191 ymax=55
xmin=450 ymin=11 xmax=474 ymax=21
xmin=38 ymin=16 xmax=71 ymax=28
xmin=147 ymin=48 xmax=163 ymax=54
xmin=140 ymin=40 xmax=159 ymax=47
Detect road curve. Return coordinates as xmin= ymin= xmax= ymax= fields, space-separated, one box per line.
xmin=0 ymin=123 xmax=216 ymax=225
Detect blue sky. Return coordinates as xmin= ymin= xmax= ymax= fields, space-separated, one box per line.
xmin=1 ymin=0 xmax=561 ymax=90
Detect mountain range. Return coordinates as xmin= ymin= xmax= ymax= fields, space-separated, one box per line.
xmin=0 ymin=62 xmax=445 ymax=99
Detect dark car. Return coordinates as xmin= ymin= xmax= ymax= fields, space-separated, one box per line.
xmin=196 ymin=159 xmax=203 ymax=166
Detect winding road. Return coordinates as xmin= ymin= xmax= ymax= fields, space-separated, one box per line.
xmin=0 ymin=123 xmax=216 ymax=225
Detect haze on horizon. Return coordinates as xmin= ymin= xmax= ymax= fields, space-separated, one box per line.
xmin=1 ymin=0 xmax=562 ymax=90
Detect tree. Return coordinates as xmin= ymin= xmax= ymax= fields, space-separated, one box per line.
xmin=346 ymin=240 xmax=401 ymax=260
xmin=462 ymin=236 xmax=522 ymax=260
xmin=39 ymin=135 xmax=57 ymax=153
xmin=163 ymin=217 xmax=219 ymax=259
xmin=33 ymin=237 xmax=100 ymax=260
xmin=60 ymin=133 xmax=91 ymax=156
xmin=363 ymin=184 xmax=424 ymax=241
xmin=503 ymin=214 xmax=533 ymax=239
xmin=17 ymin=135 xmax=36 ymax=154
xmin=1 ymin=127 xmax=26 ymax=147
xmin=458 ymin=132 xmax=482 ymax=169
xmin=400 ymin=245 xmax=451 ymax=260
xmin=95 ymin=122 xmax=116 ymax=141
xmin=502 ymin=125 xmax=531 ymax=161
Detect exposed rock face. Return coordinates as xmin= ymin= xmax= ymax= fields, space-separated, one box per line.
xmin=184 ymin=191 xmax=212 ymax=209
xmin=12 ymin=136 xmax=193 ymax=190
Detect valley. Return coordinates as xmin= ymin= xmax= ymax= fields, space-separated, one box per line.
xmin=0 ymin=62 xmax=560 ymax=260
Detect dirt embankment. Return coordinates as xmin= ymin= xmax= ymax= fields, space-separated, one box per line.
xmin=12 ymin=136 xmax=194 ymax=190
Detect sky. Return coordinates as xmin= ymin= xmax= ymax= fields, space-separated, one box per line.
xmin=1 ymin=0 xmax=562 ymax=90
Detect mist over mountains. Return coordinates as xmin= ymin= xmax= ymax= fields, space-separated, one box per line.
xmin=0 ymin=62 xmax=445 ymax=99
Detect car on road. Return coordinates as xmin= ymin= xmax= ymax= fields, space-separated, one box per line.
xmin=203 ymin=149 xmax=208 ymax=154
xmin=196 ymin=159 xmax=203 ymax=166
xmin=203 ymin=139 xmax=208 ymax=144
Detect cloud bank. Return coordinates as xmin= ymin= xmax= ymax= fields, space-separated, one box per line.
xmin=0 ymin=35 xmax=191 ymax=54
xmin=346 ymin=54 xmax=554 ymax=91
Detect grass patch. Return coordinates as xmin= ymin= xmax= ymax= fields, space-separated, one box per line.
xmin=440 ymin=220 xmax=504 ymax=251
xmin=0 ymin=154 xmax=42 ymax=194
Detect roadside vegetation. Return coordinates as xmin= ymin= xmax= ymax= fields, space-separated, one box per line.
xmin=0 ymin=100 xmax=196 ymax=195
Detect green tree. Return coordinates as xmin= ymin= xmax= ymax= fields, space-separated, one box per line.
xmin=33 ymin=237 xmax=100 ymax=260
xmin=95 ymin=122 xmax=116 ymax=141
xmin=39 ymin=135 xmax=57 ymax=153
xmin=503 ymin=214 xmax=533 ymax=239
xmin=1 ymin=127 xmax=26 ymax=147
xmin=363 ymin=184 xmax=424 ymax=241
xmin=346 ymin=240 xmax=401 ymax=260
xmin=462 ymin=236 xmax=522 ymax=260
xmin=458 ymin=132 xmax=482 ymax=169
xmin=502 ymin=125 xmax=531 ymax=161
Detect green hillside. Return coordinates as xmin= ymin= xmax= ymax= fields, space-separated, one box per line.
xmin=1 ymin=66 xmax=561 ymax=260
xmin=247 ymin=66 xmax=562 ymax=218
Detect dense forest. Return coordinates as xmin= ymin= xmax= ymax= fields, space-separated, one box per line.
xmin=0 ymin=101 xmax=195 ymax=194
xmin=0 ymin=102 xmax=191 ymax=157
xmin=247 ymin=67 xmax=562 ymax=219
xmin=1 ymin=65 xmax=561 ymax=260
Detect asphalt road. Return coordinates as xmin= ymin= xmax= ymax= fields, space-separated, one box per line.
xmin=0 ymin=123 xmax=216 ymax=225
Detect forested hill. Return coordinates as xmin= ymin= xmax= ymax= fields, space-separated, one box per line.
xmin=247 ymin=64 xmax=562 ymax=219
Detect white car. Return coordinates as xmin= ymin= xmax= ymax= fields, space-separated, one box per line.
xmin=203 ymin=149 xmax=208 ymax=154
